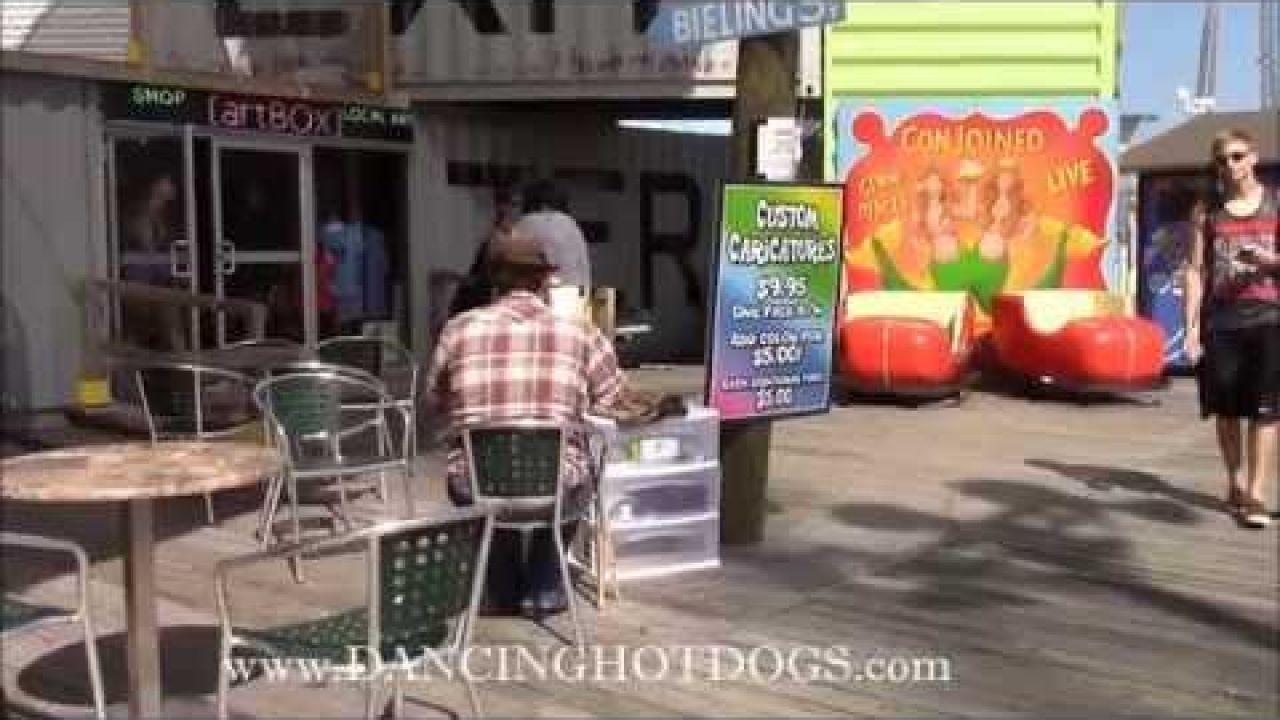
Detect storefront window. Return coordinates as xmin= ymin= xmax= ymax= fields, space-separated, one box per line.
xmin=313 ymin=148 xmax=409 ymax=342
xmin=109 ymin=135 xmax=192 ymax=353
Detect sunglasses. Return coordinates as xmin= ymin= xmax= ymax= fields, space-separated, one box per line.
xmin=1215 ymin=151 xmax=1250 ymax=165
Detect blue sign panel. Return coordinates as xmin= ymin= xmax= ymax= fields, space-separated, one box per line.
xmin=705 ymin=183 xmax=845 ymax=423
xmin=649 ymin=0 xmax=846 ymax=47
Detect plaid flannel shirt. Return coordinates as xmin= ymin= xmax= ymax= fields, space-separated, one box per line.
xmin=426 ymin=291 xmax=626 ymax=496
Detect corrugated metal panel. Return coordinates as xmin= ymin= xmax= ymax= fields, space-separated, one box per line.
xmin=1 ymin=0 xmax=129 ymax=61
xmin=822 ymin=1 xmax=1118 ymax=178
xmin=1 ymin=71 xmax=103 ymax=410
xmin=394 ymin=1 xmax=822 ymax=100
xmin=142 ymin=0 xmax=375 ymax=90
xmin=824 ymin=1 xmax=1118 ymax=97
xmin=412 ymin=106 xmax=729 ymax=359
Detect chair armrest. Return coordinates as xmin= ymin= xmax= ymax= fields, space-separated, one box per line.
xmin=1 ymin=532 xmax=92 ymax=618
xmin=1 ymin=532 xmax=89 ymax=566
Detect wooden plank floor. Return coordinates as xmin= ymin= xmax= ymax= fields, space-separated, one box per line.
xmin=3 ymin=369 xmax=1276 ymax=718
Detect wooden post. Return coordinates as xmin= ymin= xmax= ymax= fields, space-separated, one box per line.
xmin=719 ymin=31 xmax=800 ymax=546
xmin=124 ymin=500 xmax=162 ymax=718
xmin=127 ymin=0 xmax=151 ymax=68
xmin=365 ymin=2 xmax=389 ymax=94
xmin=592 ymin=287 xmax=618 ymax=341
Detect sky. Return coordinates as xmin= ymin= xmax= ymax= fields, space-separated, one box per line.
xmin=1121 ymin=1 xmax=1266 ymax=143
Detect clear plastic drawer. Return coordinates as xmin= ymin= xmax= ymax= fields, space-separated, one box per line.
xmin=602 ymin=461 xmax=719 ymax=527
xmin=612 ymin=514 xmax=720 ymax=580
xmin=588 ymin=405 xmax=720 ymax=466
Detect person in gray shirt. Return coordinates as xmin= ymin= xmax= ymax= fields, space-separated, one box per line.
xmin=514 ymin=180 xmax=592 ymax=290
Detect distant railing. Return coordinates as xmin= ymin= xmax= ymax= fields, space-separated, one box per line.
xmin=83 ymin=278 xmax=266 ymax=365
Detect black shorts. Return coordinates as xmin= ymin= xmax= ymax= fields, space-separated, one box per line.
xmin=1198 ymin=324 xmax=1280 ymax=421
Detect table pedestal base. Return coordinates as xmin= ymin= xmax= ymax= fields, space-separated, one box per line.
xmin=124 ymin=499 xmax=161 ymax=719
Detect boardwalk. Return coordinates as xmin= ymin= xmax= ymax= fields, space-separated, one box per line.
xmin=2 ymin=370 xmax=1277 ymax=718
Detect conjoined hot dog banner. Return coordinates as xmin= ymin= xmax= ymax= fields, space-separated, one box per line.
xmin=832 ymin=100 xmax=1121 ymax=327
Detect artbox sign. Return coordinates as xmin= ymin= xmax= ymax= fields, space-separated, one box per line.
xmin=834 ymin=100 xmax=1120 ymax=323
xmin=102 ymin=84 xmax=414 ymax=143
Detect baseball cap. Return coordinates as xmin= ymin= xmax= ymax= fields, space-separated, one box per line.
xmin=486 ymin=229 xmax=558 ymax=270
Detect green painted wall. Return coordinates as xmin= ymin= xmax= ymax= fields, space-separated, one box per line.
xmin=824 ymin=1 xmax=1120 ymax=177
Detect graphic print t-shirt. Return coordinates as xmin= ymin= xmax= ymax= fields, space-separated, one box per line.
xmin=1204 ymin=187 xmax=1280 ymax=330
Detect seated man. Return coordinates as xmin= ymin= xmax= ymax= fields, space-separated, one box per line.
xmin=425 ymin=229 xmax=626 ymax=616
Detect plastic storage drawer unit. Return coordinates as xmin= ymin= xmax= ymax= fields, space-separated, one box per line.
xmin=590 ymin=405 xmax=720 ymax=465
xmin=585 ymin=405 xmax=723 ymax=582
xmin=602 ymin=460 xmax=720 ymax=528
xmin=611 ymin=514 xmax=720 ymax=580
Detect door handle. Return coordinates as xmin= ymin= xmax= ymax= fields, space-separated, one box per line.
xmin=170 ymin=239 xmax=192 ymax=279
xmin=219 ymin=240 xmax=237 ymax=275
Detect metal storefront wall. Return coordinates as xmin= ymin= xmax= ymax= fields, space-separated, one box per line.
xmin=1 ymin=0 xmax=129 ymax=60
xmin=394 ymin=1 xmax=822 ymax=100
xmin=825 ymin=1 xmax=1117 ymax=97
xmin=1 ymin=71 xmax=103 ymax=411
xmin=141 ymin=0 xmax=377 ymax=90
xmin=414 ymin=107 xmax=729 ymax=360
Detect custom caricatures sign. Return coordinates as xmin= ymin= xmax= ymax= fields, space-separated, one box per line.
xmin=705 ymin=184 xmax=844 ymax=422
xmin=834 ymin=100 xmax=1119 ymax=325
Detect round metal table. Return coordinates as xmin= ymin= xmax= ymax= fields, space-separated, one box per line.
xmin=1 ymin=441 xmax=283 ymax=719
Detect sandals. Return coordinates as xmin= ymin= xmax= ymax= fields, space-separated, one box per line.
xmin=1239 ymin=498 xmax=1272 ymax=529
xmin=1226 ymin=486 xmax=1246 ymax=515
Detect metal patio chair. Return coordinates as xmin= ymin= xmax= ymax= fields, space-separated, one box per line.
xmin=316 ymin=336 xmax=420 ymax=462
xmin=461 ymin=419 xmax=587 ymax=648
xmin=1 ymin=532 xmax=106 ymax=719
xmin=215 ymin=507 xmax=493 ymax=719
xmin=252 ymin=370 xmax=415 ymax=581
xmin=134 ymin=362 xmax=258 ymax=524
xmin=260 ymin=361 xmax=402 ymax=509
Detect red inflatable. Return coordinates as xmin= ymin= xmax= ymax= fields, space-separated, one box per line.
xmin=992 ymin=291 xmax=1165 ymax=391
xmin=838 ymin=291 xmax=973 ymax=398
xmin=840 ymin=317 xmax=967 ymax=396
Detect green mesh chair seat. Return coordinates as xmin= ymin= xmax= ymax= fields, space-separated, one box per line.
xmin=466 ymin=427 xmax=563 ymax=499
xmin=375 ymin=514 xmax=485 ymax=662
xmin=461 ymin=422 xmax=585 ymax=649
xmin=315 ymin=338 xmax=421 ymax=467
xmin=316 ymin=339 xmax=382 ymax=377
xmin=1 ymin=596 xmax=66 ymax=631
xmin=260 ymin=374 xmax=345 ymax=443
xmin=216 ymin=509 xmax=493 ymax=719
xmin=252 ymin=371 xmax=415 ymax=575
xmin=136 ymin=364 xmax=256 ymax=438
xmin=315 ymin=338 xmax=417 ymax=398
xmin=243 ymin=609 xmax=447 ymax=664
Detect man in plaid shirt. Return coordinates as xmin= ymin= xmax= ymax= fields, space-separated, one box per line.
xmin=426 ymin=228 xmax=626 ymax=615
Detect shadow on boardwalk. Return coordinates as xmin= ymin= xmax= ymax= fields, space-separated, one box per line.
xmin=824 ymin=477 xmax=1275 ymax=653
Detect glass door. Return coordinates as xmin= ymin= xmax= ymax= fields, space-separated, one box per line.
xmin=106 ymin=128 xmax=199 ymax=352
xmin=209 ymin=142 xmax=314 ymax=346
